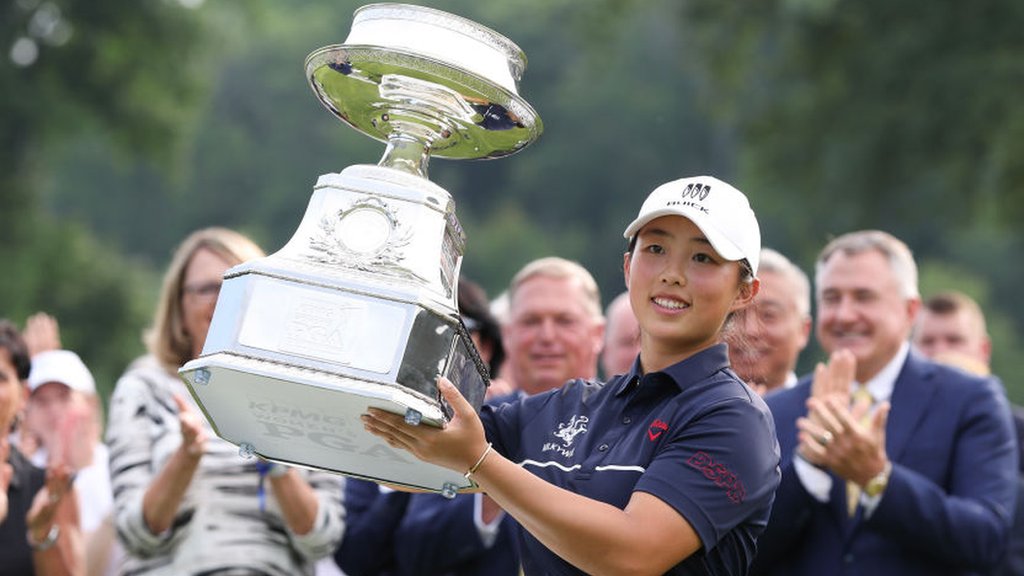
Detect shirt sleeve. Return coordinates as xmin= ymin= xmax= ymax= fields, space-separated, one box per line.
xmin=106 ymin=369 xmax=179 ymax=556
xmin=635 ymin=396 xmax=780 ymax=551
xmin=793 ymin=454 xmax=833 ymax=502
xmin=286 ymin=470 xmax=345 ymax=560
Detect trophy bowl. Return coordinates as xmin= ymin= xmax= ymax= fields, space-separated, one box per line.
xmin=179 ymin=3 xmax=542 ymax=497
xmin=306 ymin=2 xmax=542 ymax=164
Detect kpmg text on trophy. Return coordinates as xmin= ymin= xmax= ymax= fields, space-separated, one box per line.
xmin=178 ymin=3 xmax=542 ymax=497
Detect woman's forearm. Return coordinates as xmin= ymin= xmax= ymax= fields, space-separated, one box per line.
xmin=472 ymin=453 xmax=699 ymax=576
xmin=269 ymin=470 xmax=319 ymax=535
xmin=142 ymin=446 xmax=201 ymax=534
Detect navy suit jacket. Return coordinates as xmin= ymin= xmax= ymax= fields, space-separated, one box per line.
xmin=751 ymin=350 xmax=1018 ymax=576
xmin=334 ymin=478 xmax=412 ymax=576
xmin=392 ymin=491 xmax=520 ymax=576
xmin=334 ymin=392 xmax=522 ymax=576
xmin=389 ymin=393 xmax=522 ymax=576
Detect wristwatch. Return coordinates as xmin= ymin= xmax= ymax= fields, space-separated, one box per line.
xmin=27 ymin=524 xmax=60 ymax=551
xmin=863 ymin=461 xmax=892 ymax=498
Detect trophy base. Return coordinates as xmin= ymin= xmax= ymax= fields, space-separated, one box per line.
xmin=181 ymin=352 xmax=476 ymax=494
xmin=178 ymin=164 xmax=489 ymax=496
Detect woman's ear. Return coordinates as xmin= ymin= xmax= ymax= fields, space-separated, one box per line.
xmin=732 ymin=276 xmax=760 ymax=312
xmin=622 ymin=252 xmax=632 ymax=287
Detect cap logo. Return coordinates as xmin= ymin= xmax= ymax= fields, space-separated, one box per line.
xmin=680 ymin=182 xmax=711 ymax=201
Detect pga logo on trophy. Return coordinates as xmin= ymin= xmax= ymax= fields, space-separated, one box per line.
xmin=179 ymin=3 xmax=542 ymax=497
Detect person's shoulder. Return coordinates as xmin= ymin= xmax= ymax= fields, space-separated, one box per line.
xmin=903 ymin=354 xmax=1009 ymax=413
xmin=700 ymin=374 xmax=778 ymax=423
xmin=761 ymin=377 xmax=811 ymax=425
xmin=511 ymin=379 xmax=603 ymax=413
xmin=485 ymin=391 xmax=521 ymax=407
xmin=764 ymin=376 xmax=810 ymax=404
xmin=1011 ymin=403 xmax=1024 ymax=425
xmin=909 ymin=352 xmax=1000 ymax=391
xmin=111 ymin=354 xmax=176 ymax=400
xmin=118 ymin=355 xmax=174 ymax=384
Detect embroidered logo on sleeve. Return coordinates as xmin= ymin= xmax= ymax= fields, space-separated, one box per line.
xmin=686 ymin=451 xmax=746 ymax=504
xmin=648 ymin=419 xmax=669 ymax=441
xmin=542 ymin=415 xmax=589 ymax=458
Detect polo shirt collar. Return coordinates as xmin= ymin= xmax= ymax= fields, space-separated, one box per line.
xmin=614 ymin=343 xmax=731 ymax=397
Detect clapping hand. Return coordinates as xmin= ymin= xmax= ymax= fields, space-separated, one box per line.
xmin=797 ymin=349 xmax=889 ymax=483
xmin=174 ymin=393 xmax=208 ymax=459
xmin=47 ymin=396 xmax=95 ymax=473
xmin=23 ymin=312 xmax=61 ymax=357
xmin=26 ymin=460 xmax=75 ymax=544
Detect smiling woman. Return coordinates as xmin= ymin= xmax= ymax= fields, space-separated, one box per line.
xmin=0 ymin=320 xmax=84 ymax=576
xmin=361 ymin=176 xmax=781 ymax=576
xmin=104 ymin=227 xmax=346 ymax=576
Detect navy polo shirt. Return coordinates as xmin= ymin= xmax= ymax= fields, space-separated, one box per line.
xmin=482 ymin=343 xmax=781 ymax=576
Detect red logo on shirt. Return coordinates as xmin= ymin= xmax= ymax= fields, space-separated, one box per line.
xmin=687 ymin=451 xmax=746 ymax=504
xmin=648 ymin=419 xmax=669 ymax=441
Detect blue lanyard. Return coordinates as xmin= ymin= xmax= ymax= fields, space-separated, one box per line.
xmin=255 ymin=460 xmax=273 ymax=512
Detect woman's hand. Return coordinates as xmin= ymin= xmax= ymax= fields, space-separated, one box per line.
xmin=23 ymin=312 xmax=61 ymax=357
xmin=361 ymin=377 xmax=489 ymax=475
xmin=48 ymin=397 xmax=94 ymax=472
xmin=174 ymin=394 xmax=207 ymax=459
xmin=26 ymin=462 xmax=74 ymax=543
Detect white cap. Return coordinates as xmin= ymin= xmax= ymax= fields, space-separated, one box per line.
xmin=623 ymin=175 xmax=761 ymax=275
xmin=27 ymin=350 xmax=96 ymax=395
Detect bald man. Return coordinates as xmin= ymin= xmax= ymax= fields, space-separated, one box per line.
xmin=600 ymin=291 xmax=640 ymax=378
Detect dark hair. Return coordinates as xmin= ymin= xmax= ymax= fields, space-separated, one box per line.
xmin=459 ymin=278 xmax=505 ymax=377
xmin=0 ymin=319 xmax=31 ymax=380
xmin=146 ymin=227 xmax=265 ymax=373
xmin=626 ymin=236 xmax=755 ymax=285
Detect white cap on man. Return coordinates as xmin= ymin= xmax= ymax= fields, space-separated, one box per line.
xmin=623 ymin=175 xmax=761 ymax=276
xmin=27 ymin=350 xmax=97 ymax=395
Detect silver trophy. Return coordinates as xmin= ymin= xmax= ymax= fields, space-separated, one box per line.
xmin=179 ymin=3 xmax=541 ymax=496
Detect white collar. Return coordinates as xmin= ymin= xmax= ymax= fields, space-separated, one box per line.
xmin=783 ymin=371 xmax=799 ymax=389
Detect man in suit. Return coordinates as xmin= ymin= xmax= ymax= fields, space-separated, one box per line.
xmin=751 ymin=230 xmax=1018 ymax=575
xmin=912 ymin=290 xmax=1024 ymax=576
xmin=334 ymin=258 xmax=605 ymax=576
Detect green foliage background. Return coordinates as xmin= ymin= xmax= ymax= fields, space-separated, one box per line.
xmin=2 ymin=0 xmax=1022 ymax=403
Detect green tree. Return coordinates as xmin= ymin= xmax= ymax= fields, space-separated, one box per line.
xmin=1 ymin=0 xmax=257 ymax=397
xmin=682 ymin=0 xmax=1024 ymax=391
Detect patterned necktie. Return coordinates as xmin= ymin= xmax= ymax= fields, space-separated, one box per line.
xmin=846 ymin=385 xmax=875 ymax=516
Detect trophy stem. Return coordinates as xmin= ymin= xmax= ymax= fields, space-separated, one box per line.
xmin=379 ymin=133 xmax=430 ymax=179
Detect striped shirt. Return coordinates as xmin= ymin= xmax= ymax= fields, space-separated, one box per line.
xmin=107 ymin=355 xmax=345 ymax=575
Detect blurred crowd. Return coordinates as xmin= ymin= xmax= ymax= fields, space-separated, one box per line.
xmin=2 ymin=222 xmax=1020 ymax=575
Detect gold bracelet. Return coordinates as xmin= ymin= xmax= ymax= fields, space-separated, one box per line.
xmin=465 ymin=443 xmax=493 ymax=478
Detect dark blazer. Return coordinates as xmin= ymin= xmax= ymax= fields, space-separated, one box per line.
xmin=752 ymin=350 xmax=1018 ymax=576
xmin=334 ymin=392 xmax=522 ymax=576
xmin=388 ymin=393 xmax=522 ymax=576
xmin=334 ymin=478 xmax=412 ymax=576
xmin=393 ymin=491 xmax=520 ymax=576
xmin=990 ymin=405 xmax=1024 ymax=576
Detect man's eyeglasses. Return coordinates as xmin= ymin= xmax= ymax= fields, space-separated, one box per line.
xmin=183 ymin=281 xmax=222 ymax=301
